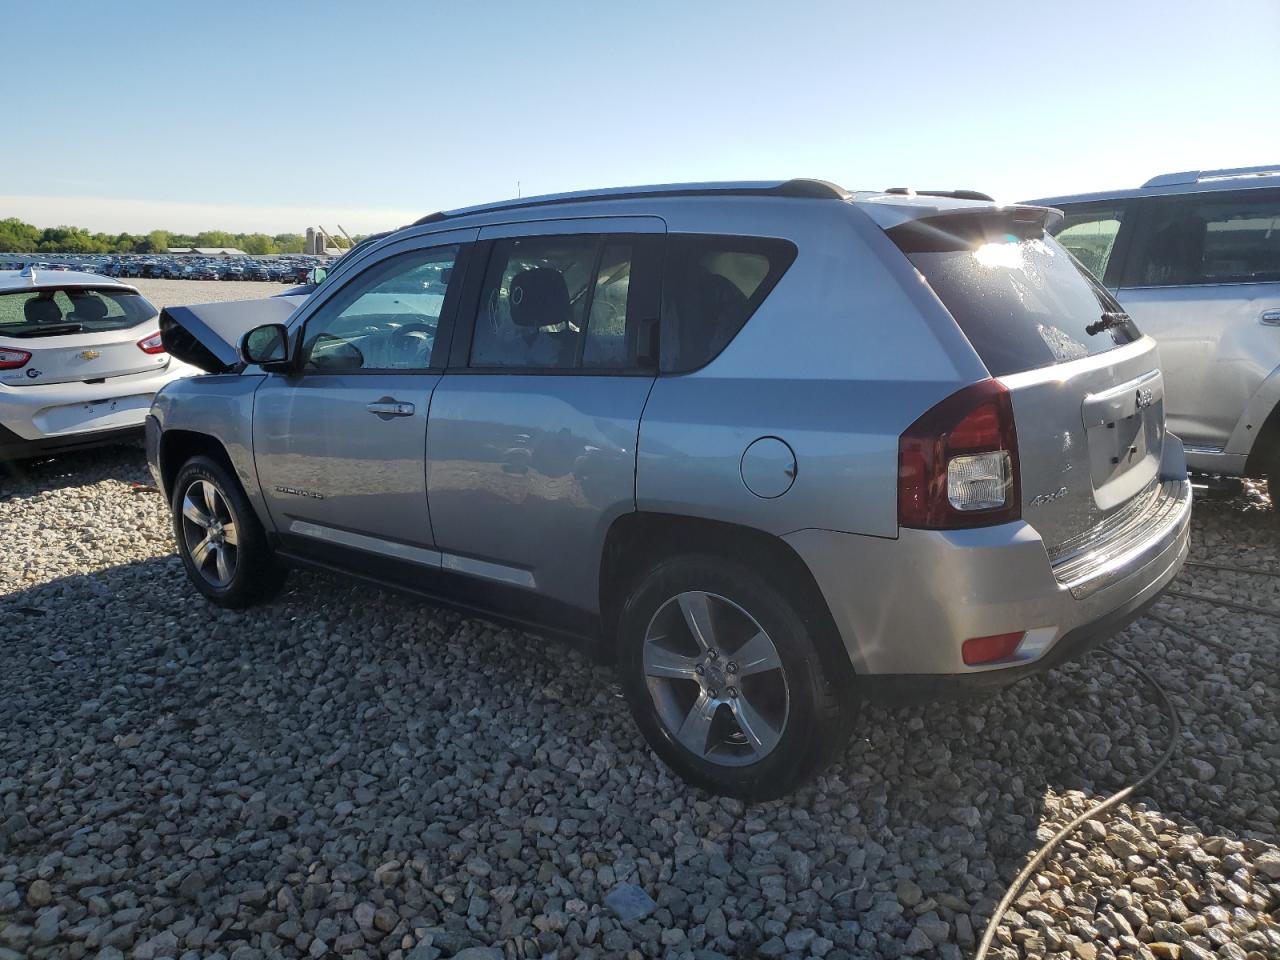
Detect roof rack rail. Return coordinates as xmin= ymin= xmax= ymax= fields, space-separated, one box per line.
xmin=1142 ymin=164 xmax=1280 ymax=188
xmin=412 ymin=178 xmax=850 ymax=226
xmin=884 ymin=187 xmax=995 ymax=202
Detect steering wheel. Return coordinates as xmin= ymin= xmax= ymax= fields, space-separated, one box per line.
xmin=389 ymin=321 xmax=434 ymax=365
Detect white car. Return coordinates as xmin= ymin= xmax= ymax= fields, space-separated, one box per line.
xmin=0 ymin=268 xmax=199 ymax=460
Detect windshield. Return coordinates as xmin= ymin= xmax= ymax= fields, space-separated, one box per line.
xmin=0 ymin=287 xmax=158 ymax=338
xmin=889 ymin=213 xmax=1141 ymax=377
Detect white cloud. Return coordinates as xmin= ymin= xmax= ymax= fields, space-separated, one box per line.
xmin=0 ymin=194 xmax=422 ymax=236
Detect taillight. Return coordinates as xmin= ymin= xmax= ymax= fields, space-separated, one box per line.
xmin=898 ymin=379 xmax=1020 ymax=529
xmin=137 ymin=331 xmax=166 ymax=355
xmin=0 ymin=347 xmax=32 ymax=370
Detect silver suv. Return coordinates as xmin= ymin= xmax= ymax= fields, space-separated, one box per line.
xmin=1027 ymin=164 xmax=1280 ymax=496
xmin=147 ymin=180 xmax=1191 ymax=797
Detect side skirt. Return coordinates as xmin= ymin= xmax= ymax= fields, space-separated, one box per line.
xmin=272 ymin=535 xmax=606 ymax=658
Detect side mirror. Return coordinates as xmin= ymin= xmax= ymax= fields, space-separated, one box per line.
xmin=307 ymin=266 xmax=328 ymax=285
xmin=241 ymin=323 xmax=291 ymax=370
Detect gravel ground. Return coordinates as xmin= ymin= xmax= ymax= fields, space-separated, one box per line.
xmin=126 ymin=279 xmax=291 ymax=311
xmin=0 ymin=448 xmax=1277 ymax=960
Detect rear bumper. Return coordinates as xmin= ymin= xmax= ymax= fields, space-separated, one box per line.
xmin=0 ymin=363 xmax=195 ymax=451
xmin=784 ymin=476 xmax=1191 ymax=692
xmin=0 ymin=422 xmax=142 ymax=461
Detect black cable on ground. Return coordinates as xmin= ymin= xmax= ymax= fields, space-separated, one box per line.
xmin=1147 ymin=606 xmax=1280 ymax=671
xmin=1164 ymin=589 xmax=1280 ymax=621
xmin=974 ymin=649 xmax=1181 ymax=960
xmin=1184 ymin=559 xmax=1280 ymax=579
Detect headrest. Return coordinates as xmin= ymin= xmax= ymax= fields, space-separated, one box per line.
xmin=24 ymin=296 xmax=62 ymax=325
xmin=509 ymin=267 xmax=570 ymax=328
xmin=70 ymin=295 xmax=108 ymax=322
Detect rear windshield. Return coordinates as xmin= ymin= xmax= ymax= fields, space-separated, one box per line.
xmin=890 ymin=213 xmax=1141 ymax=377
xmin=0 ymin=287 xmax=158 ymax=337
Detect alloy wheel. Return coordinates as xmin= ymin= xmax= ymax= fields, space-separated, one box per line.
xmin=180 ymin=479 xmax=239 ymax=588
xmin=642 ymin=591 xmax=790 ymax=767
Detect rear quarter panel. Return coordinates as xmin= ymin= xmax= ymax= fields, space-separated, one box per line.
xmin=638 ymin=202 xmax=985 ymax=539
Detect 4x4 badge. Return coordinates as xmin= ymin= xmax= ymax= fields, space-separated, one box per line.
xmin=1028 ymin=486 xmax=1068 ymax=507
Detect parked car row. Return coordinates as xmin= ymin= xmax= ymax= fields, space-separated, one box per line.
xmin=0 ymin=253 xmax=332 ymax=284
xmin=5 ymin=166 xmax=1275 ymax=797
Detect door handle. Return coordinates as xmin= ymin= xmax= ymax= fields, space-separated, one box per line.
xmin=366 ymin=399 xmax=415 ymax=418
xmin=1261 ymin=309 xmax=1280 ymax=326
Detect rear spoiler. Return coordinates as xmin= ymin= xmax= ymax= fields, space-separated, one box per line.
xmin=160 ymin=296 xmax=303 ymax=373
xmin=885 ymin=205 xmax=1063 ymax=253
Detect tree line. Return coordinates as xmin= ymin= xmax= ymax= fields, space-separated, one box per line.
xmin=0 ymin=218 xmax=352 ymax=256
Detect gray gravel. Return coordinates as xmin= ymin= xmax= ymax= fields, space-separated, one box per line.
xmin=1 ymin=448 xmax=1277 ymax=960
xmin=127 ymin=279 xmax=291 ymax=311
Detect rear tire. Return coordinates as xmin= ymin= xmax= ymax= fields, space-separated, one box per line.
xmin=618 ymin=554 xmax=854 ymax=799
xmin=172 ymin=455 xmax=287 ymax=608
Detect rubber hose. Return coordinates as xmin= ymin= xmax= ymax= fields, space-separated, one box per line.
xmin=974 ymin=649 xmax=1181 ymax=960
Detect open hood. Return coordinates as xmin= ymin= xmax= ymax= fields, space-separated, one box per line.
xmin=159 ymin=295 xmax=306 ymax=373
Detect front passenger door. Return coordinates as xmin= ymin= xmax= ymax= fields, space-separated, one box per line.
xmin=253 ymin=233 xmax=473 ymax=563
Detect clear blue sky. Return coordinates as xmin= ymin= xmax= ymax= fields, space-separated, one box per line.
xmin=4 ymin=0 xmax=1278 ymax=234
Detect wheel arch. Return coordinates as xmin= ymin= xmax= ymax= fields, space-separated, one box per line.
xmin=1243 ymin=397 xmax=1280 ymax=478
xmin=1228 ymin=363 xmax=1280 ymax=476
xmin=158 ymin=430 xmax=237 ymax=502
xmin=597 ymin=511 xmax=855 ymax=686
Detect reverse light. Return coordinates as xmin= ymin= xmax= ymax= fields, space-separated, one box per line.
xmin=0 ymin=347 xmax=32 ymax=369
xmin=137 ymin=331 xmax=166 ymax=355
xmin=898 ymin=379 xmax=1020 ymax=529
xmin=962 ymin=631 xmax=1025 ymax=666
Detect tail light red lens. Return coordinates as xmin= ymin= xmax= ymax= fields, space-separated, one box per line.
xmin=0 ymin=347 xmax=32 ymax=369
xmin=898 ymin=379 xmax=1020 ymax=529
xmin=137 ymin=331 xmax=166 ymax=355
xmin=962 ymin=631 xmax=1025 ymax=666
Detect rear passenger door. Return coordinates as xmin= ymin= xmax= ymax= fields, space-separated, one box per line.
xmin=1114 ymin=189 xmax=1280 ymax=449
xmin=425 ymin=218 xmax=664 ymax=615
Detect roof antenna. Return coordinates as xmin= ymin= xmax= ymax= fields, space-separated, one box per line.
xmin=517 ymin=180 xmax=521 ymax=199
xmin=20 ymin=264 xmax=34 ymax=281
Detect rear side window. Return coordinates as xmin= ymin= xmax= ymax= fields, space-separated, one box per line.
xmin=468 ymin=233 xmax=661 ymax=370
xmin=0 ymin=288 xmax=157 ymax=336
xmin=891 ymin=213 xmax=1141 ymax=377
xmin=1131 ymin=190 xmax=1280 ymax=287
xmin=660 ymin=235 xmax=796 ymax=373
xmin=1050 ymin=204 xmax=1127 ymax=280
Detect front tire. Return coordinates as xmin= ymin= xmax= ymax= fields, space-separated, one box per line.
xmin=618 ymin=555 xmax=854 ymax=799
xmin=172 ymin=455 xmax=287 ymax=608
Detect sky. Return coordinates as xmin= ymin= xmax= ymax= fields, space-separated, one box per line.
xmin=4 ymin=0 xmax=1279 ymax=235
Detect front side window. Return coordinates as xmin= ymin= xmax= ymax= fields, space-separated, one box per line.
xmin=1050 ymin=205 xmax=1126 ymax=280
xmin=0 ymin=287 xmax=157 ymax=337
xmin=302 ymin=245 xmax=458 ymax=372
xmin=659 ymin=235 xmax=796 ymax=373
xmin=1135 ymin=191 xmax=1280 ymax=287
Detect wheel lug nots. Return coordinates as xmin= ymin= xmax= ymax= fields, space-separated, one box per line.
xmin=727 ymin=662 xmax=737 ymax=673
xmin=728 ymin=686 xmax=738 ymax=698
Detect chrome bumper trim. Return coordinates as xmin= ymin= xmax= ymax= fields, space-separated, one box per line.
xmin=1050 ymin=479 xmax=1192 ymax=599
